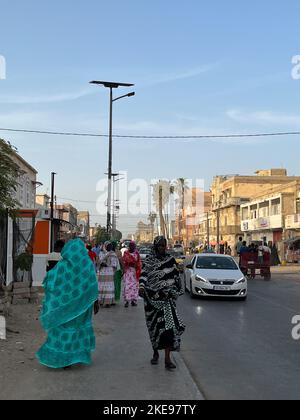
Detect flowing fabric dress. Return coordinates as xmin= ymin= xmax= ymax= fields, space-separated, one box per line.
xmin=114 ymin=249 xmax=124 ymax=302
xmin=123 ymin=251 xmax=142 ymax=303
xmin=98 ymin=251 xmax=118 ymax=305
xmin=139 ymin=253 xmax=185 ymax=351
xmin=36 ymin=239 xmax=98 ymax=369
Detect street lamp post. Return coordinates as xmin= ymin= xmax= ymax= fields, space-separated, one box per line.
xmin=50 ymin=172 xmax=57 ymax=252
xmin=90 ymin=81 xmax=135 ymax=239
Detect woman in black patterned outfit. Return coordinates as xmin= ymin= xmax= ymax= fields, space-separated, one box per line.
xmin=139 ymin=236 xmax=185 ymax=370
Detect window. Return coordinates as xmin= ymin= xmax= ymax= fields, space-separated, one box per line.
xmin=250 ymin=204 xmax=258 ymax=219
xmin=26 ymin=179 xmax=30 ymax=207
xmin=242 ymin=207 xmax=249 ymax=220
xmin=259 ymin=202 xmax=270 ymax=218
xmin=196 ymin=256 xmax=238 ymax=270
xmin=271 ymin=198 xmax=281 ymax=216
xmin=296 ymin=199 xmax=300 ymax=214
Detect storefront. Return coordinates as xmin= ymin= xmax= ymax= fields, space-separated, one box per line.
xmin=285 ymin=237 xmax=300 ymax=263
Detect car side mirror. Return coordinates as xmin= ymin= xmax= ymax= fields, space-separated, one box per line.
xmin=186 ymin=264 xmax=193 ymax=270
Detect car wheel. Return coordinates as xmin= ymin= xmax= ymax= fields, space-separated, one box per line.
xmin=238 ymin=296 xmax=248 ymax=301
xmin=184 ymin=274 xmax=188 ymax=292
xmin=190 ymin=280 xmax=196 ymax=299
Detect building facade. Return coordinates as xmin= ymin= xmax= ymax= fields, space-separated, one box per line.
xmin=210 ymin=169 xmax=300 ymax=252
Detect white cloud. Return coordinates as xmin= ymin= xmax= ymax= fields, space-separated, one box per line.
xmin=0 ymin=89 xmax=94 ymax=105
xmin=227 ymin=109 xmax=300 ymax=126
xmin=138 ymin=64 xmax=217 ymax=87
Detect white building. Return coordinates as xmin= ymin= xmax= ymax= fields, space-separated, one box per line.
xmin=12 ymin=151 xmax=37 ymax=209
xmin=241 ymin=195 xmax=283 ymax=245
xmin=6 ymin=153 xmax=38 ymax=285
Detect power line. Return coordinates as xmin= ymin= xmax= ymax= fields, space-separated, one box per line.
xmin=1 ymin=127 xmax=300 ymax=140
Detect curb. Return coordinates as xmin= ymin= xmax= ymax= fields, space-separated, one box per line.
xmin=173 ymin=353 xmax=205 ymax=400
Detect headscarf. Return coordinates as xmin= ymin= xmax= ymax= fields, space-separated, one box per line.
xmin=153 ymin=236 xmax=167 ymax=257
xmin=40 ymin=239 xmax=98 ymax=331
xmin=123 ymin=242 xmax=142 ymax=279
xmin=129 ymin=241 xmax=137 ymax=253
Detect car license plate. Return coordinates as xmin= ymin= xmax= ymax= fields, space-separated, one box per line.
xmin=214 ymin=286 xmax=231 ymax=291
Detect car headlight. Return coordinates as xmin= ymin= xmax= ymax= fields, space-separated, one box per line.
xmin=195 ymin=275 xmax=208 ymax=283
xmin=236 ymin=277 xmax=246 ymax=284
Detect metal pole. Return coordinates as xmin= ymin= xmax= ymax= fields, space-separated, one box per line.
xmin=217 ymin=206 xmax=220 ymax=254
xmin=207 ymin=212 xmax=210 ymax=248
xmin=50 ymin=172 xmax=56 ymax=252
xmin=107 ymin=88 xmax=113 ymax=238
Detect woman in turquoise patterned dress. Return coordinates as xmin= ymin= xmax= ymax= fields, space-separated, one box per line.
xmin=36 ymin=238 xmax=99 ymax=369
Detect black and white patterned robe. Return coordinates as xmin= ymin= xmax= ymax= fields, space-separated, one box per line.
xmin=139 ymin=253 xmax=185 ymax=351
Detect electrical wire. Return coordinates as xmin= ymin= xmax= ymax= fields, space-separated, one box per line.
xmin=1 ymin=127 xmax=300 ymax=140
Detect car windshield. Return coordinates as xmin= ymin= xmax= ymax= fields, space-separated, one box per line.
xmin=196 ymin=256 xmax=238 ymax=270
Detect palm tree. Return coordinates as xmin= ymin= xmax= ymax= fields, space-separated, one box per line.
xmin=153 ymin=181 xmax=174 ymax=239
xmin=148 ymin=212 xmax=157 ymax=242
xmin=175 ymin=178 xmax=189 ymax=243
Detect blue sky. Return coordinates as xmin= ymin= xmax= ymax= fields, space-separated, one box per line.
xmin=1 ymin=0 xmax=300 ymax=235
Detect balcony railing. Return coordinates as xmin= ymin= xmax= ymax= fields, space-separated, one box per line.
xmin=212 ymin=197 xmax=248 ymax=210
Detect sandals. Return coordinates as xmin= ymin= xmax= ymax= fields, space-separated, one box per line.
xmin=165 ymin=361 xmax=177 ymax=370
xmin=151 ymin=352 xmax=159 ymax=365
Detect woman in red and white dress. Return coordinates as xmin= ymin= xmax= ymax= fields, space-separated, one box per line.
xmin=122 ymin=242 xmax=142 ymax=308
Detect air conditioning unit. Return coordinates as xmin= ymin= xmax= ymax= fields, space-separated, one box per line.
xmin=39 ymin=209 xmax=51 ymax=219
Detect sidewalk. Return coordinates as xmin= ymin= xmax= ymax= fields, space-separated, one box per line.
xmin=271 ymin=265 xmax=300 ymax=275
xmin=0 ymin=299 xmax=203 ymax=400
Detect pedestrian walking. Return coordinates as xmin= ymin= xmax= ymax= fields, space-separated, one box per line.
xmin=111 ymin=241 xmax=124 ymax=304
xmin=271 ymin=243 xmax=281 ymax=266
xmin=139 ymin=236 xmax=185 ymax=370
xmin=123 ymin=241 xmax=142 ymax=308
xmin=87 ymin=244 xmax=97 ymax=272
xmin=36 ymin=239 xmax=98 ymax=369
xmin=98 ymin=242 xmax=118 ymax=308
xmin=236 ymin=236 xmax=244 ymax=256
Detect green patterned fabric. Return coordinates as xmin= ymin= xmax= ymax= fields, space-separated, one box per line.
xmin=114 ymin=270 xmax=123 ymax=302
xmin=36 ymin=239 xmax=98 ymax=369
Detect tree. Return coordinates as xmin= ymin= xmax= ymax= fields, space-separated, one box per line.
xmin=95 ymin=226 xmax=109 ymax=244
xmin=0 ymin=139 xmax=21 ymax=216
xmin=148 ymin=212 xmax=157 ymax=242
xmin=153 ymin=181 xmax=174 ymax=239
xmin=175 ymin=178 xmax=189 ymax=243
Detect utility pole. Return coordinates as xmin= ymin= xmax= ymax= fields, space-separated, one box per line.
xmin=207 ymin=211 xmax=210 ymax=248
xmin=159 ymin=185 xmax=167 ymax=238
xmin=50 ymin=172 xmax=57 ymax=252
xmin=107 ymin=87 xmax=113 ymax=237
xmin=217 ymin=205 xmax=220 ymax=254
xmin=90 ymin=81 xmax=135 ymax=239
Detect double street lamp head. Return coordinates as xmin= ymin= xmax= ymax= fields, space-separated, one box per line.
xmin=90 ymin=80 xmax=134 ymax=89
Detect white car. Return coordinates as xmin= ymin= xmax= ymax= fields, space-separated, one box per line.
xmin=185 ymin=254 xmax=247 ymax=300
xmin=139 ymin=248 xmax=152 ymax=261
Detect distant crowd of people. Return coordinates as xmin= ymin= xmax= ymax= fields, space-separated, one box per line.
xmin=235 ymin=236 xmax=281 ymax=266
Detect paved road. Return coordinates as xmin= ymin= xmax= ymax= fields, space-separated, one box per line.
xmin=178 ymin=273 xmax=300 ymax=400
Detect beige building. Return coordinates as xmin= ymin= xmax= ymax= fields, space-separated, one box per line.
xmin=175 ymin=189 xmax=212 ymax=247
xmin=211 ymin=169 xmax=300 ymax=252
xmin=240 ymin=181 xmax=300 ymax=256
xmin=77 ymin=211 xmax=90 ymax=241
xmin=135 ymin=221 xmax=154 ymax=244
xmin=12 ymin=151 xmax=38 ymax=209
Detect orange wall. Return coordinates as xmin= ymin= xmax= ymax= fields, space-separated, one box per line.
xmin=33 ymin=221 xmax=50 ymax=255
